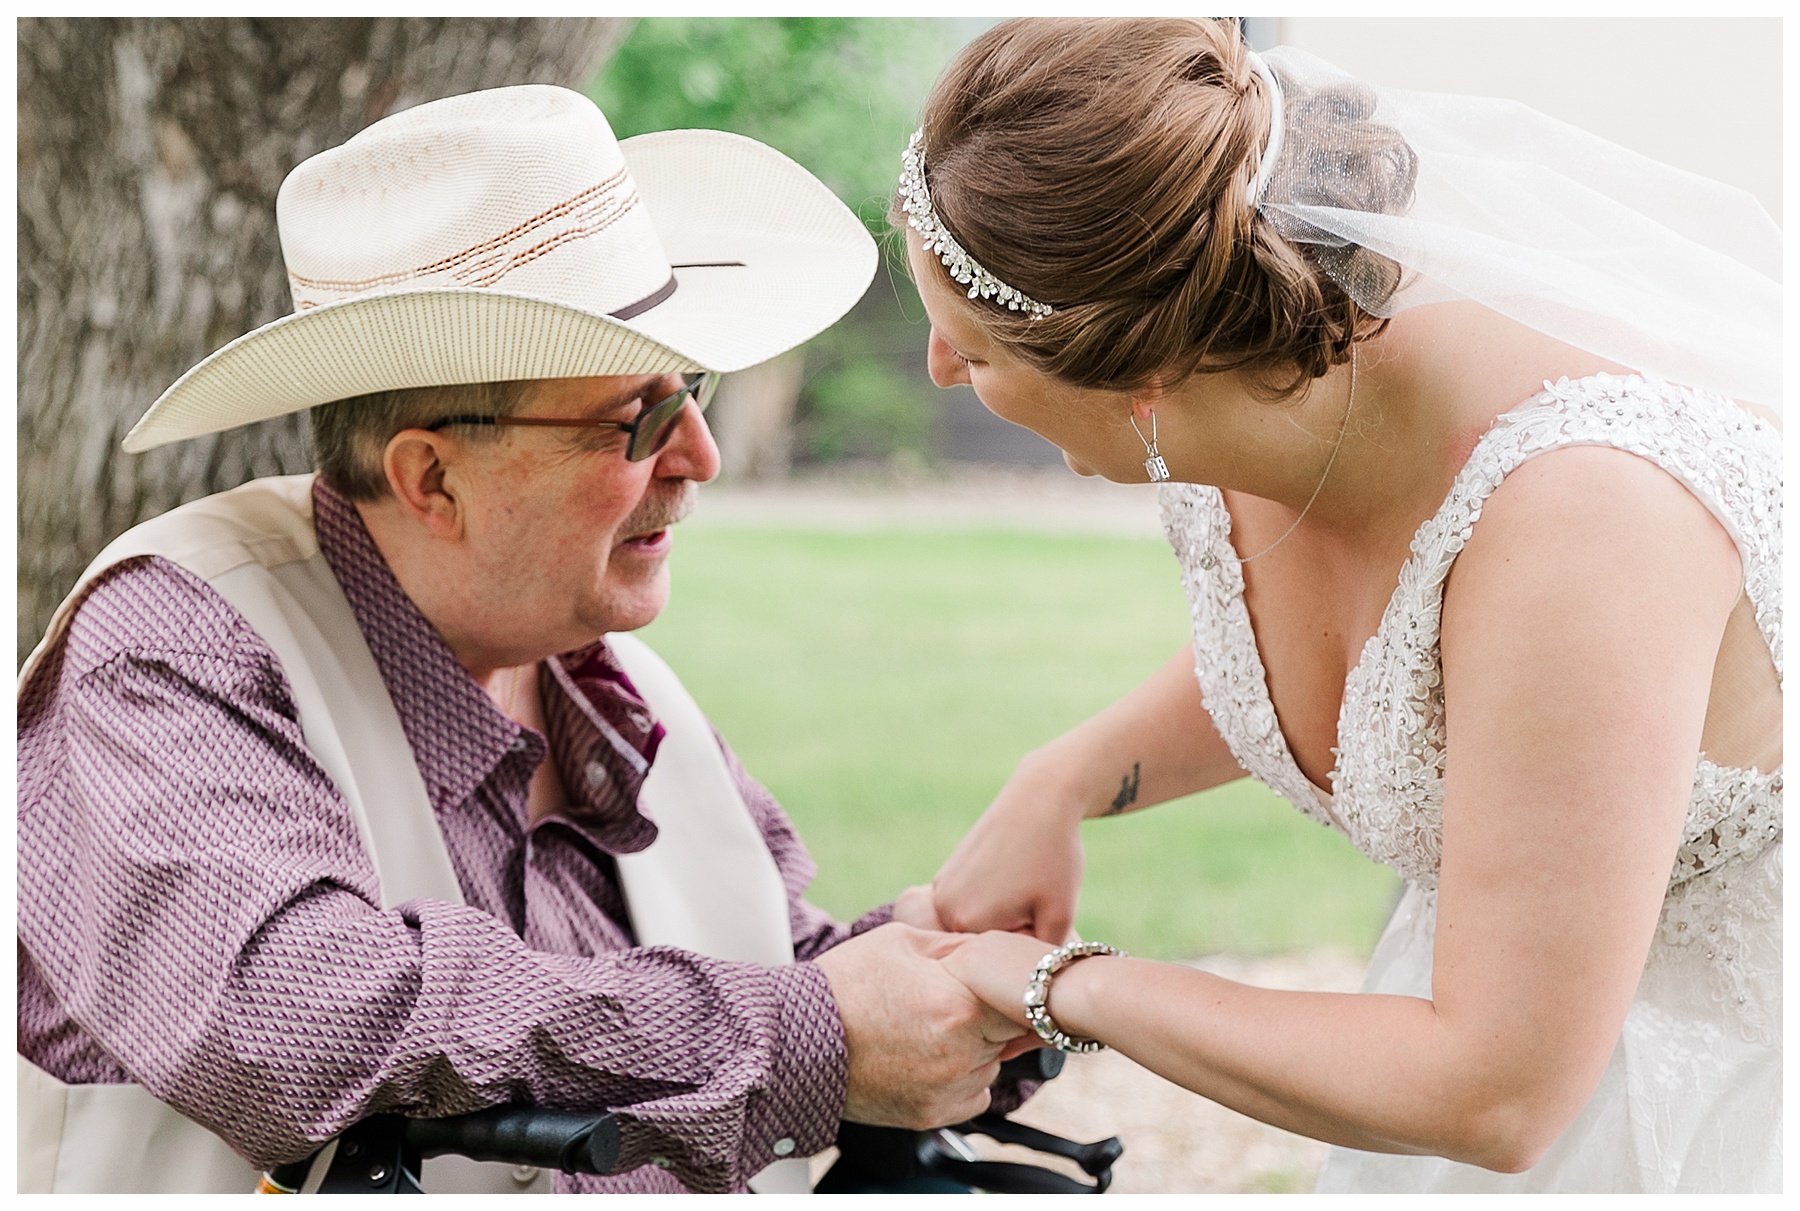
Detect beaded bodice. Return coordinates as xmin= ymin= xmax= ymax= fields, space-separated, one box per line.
xmin=1161 ymin=374 xmax=1782 ymax=894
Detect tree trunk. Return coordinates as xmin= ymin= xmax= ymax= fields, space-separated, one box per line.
xmin=17 ymin=17 xmax=631 ymax=663
xmin=710 ymin=351 xmax=806 ymax=482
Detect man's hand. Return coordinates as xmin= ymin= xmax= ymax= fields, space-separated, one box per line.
xmin=890 ymin=883 xmax=945 ymax=930
xmin=814 ymin=923 xmax=1029 ymax=1129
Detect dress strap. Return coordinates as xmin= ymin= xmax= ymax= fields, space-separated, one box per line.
xmin=1409 ymin=374 xmax=1781 ymax=681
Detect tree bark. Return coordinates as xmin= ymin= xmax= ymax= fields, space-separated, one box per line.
xmin=17 ymin=17 xmax=631 ymax=663
xmin=710 ymin=351 xmax=805 ymax=482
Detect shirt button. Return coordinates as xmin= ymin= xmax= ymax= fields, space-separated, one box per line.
xmin=772 ymin=1138 xmax=796 ymax=1157
xmin=650 ymin=1156 xmax=673 ymax=1170
xmin=510 ymin=735 xmax=529 ymax=753
xmin=510 ymin=1165 xmax=540 ymax=1185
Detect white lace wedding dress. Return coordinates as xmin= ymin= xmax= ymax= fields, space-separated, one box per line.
xmin=1160 ymin=373 xmax=1781 ymax=1193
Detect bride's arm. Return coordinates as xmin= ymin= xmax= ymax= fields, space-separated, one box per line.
xmin=946 ymin=447 xmax=1742 ymax=1169
xmin=932 ymin=641 xmax=1248 ymax=940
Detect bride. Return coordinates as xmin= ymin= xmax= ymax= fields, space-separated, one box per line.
xmin=898 ymin=18 xmax=1781 ymax=1192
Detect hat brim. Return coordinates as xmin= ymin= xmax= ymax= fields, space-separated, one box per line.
xmin=122 ymin=129 xmax=877 ymax=453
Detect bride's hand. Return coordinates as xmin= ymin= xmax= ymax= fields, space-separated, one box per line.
xmin=932 ymin=756 xmax=1086 ymax=942
xmin=940 ymin=929 xmax=1059 ymax=1028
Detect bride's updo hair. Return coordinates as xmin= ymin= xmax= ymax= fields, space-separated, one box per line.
xmin=903 ymin=17 xmax=1412 ymax=394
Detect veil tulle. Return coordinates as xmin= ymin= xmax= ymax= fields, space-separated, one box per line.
xmin=1257 ymin=48 xmax=1782 ymax=413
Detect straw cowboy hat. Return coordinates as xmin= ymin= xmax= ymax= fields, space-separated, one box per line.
xmin=122 ymin=84 xmax=877 ymax=452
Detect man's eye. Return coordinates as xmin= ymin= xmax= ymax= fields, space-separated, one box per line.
xmin=624 ymin=388 xmax=665 ymax=420
xmin=590 ymin=402 xmax=649 ymax=435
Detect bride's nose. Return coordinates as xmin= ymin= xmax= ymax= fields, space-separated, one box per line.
xmin=926 ymin=329 xmax=971 ymax=389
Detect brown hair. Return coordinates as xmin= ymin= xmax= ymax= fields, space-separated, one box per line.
xmin=900 ymin=17 xmax=1413 ymax=395
xmin=309 ymin=380 xmax=536 ymax=502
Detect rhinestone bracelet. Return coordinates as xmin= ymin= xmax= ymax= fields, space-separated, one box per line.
xmin=1022 ymin=941 xmax=1127 ymax=1053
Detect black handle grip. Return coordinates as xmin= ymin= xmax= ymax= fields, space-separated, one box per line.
xmin=958 ymin=1112 xmax=1122 ymax=1179
xmin=999 ymin=1048 xmax=1066 ymax=1083
xmin=931 ymin=1157 xmax=1107 ymax=1195
xmin=404 ymin=1106 xmax=621 ymax=1175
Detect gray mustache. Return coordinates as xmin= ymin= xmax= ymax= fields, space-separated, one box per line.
xmin=621 ymin=479 xmax=697 ymax=537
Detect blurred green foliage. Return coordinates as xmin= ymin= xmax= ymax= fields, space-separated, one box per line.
xmin=592 ymin=17 xmax=964 ymax=230
xmin=591 ymin=18 xmax=972 ymax=466
xmin=794 ymin=315 xmax=937 ymax=462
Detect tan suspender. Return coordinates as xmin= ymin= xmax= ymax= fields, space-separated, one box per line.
xmin=18 ymin=475 xmax=800 ymax=1193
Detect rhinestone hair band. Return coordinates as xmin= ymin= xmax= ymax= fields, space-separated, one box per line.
xmin=898 ymin=129 xmax=1055 ymax=318
xmin=900 ymin=49 xmax=1284 ymax=319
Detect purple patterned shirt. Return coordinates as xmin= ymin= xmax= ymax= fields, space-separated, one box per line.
xmin=17 ymin=479 xmax=890 ymax=1193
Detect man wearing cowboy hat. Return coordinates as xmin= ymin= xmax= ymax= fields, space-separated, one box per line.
xmin=17 ymin=85 xmax=1022 ymax=1194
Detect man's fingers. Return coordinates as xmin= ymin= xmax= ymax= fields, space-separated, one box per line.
xmin=892 ymin=884 xmax=945 ymax=932
xmin=975 ymin=1001 xmax=1027 ymax=1049
xmin=949 ymin=1084 xmax=994 ymax=1126
xmin=979 ymin=1005 xmax=1029 ymax=1039
xmin=998 ymin=1035 xmax=1044 ymax=1063
xmin=913 ymin=929 xmax=969 ymax=960
xmin=943 ymin=1065 xmax=1000 ymax=1122
xmin=900 ymin=1066 xmax=999 ymax=1131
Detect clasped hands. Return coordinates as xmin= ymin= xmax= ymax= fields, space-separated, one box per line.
xmin=814 ymin=791 xmax=1087 ymax=1130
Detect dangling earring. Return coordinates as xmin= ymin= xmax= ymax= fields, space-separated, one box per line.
xmin=1130 ymin=411 xmax=1170 ymax=483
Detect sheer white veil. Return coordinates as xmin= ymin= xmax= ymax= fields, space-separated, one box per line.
xmin=1256 ymin=47 xmax=1782 ymax=413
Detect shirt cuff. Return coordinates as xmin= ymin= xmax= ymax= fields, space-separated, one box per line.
xmin=739 ymin=961 xmax=847 ymax=1176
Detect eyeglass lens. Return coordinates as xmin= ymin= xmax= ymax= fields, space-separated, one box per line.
xmin=628 ymin=373 xmax=716 ymax=461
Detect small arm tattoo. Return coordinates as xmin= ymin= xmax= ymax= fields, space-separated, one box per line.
xmin=1107 ymin=761 xmax=1141 ymax=815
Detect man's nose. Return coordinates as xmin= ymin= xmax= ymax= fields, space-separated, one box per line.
xmin=651 ymin=395 xmax=721 ymax=485
xmin=926 ymin=329 xmax=970 ymax=389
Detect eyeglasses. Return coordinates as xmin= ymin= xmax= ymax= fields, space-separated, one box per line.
xmin=426 ymin=372 xmax=718 ymax=461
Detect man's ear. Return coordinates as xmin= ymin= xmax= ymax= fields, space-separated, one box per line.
xmin=382 ymin=429 xmax=464 ymax=538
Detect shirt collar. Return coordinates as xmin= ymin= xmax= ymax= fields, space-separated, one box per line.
xmin=310 ymin=478 xmax=665 ymax=846
xmin=312 ymin=477 xmax=528 ymax=812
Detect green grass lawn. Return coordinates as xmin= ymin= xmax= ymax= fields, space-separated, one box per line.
xmin=640 ymin=525 xmax=1401 ymax=958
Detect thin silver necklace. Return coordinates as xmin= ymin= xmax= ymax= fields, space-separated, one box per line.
xmin=1203 ymin=347 xmax=1357 ymax=570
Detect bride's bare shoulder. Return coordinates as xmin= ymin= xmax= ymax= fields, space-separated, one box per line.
xmin=1445 ymin=442 xmax=1742 ymax=635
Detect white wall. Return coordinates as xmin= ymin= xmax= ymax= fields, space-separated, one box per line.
xmin=1279 ymin=17 xmax=1782 ymax=220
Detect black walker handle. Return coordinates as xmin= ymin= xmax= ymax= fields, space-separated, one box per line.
xmin=269 ymin=1047 xmax=1097 ymax=1192
xmin=958 ymin=1111 xmax=1124 ymax=1179
xmin=815 ymin=1048 xmax=1121 ymax=1194
xmin=405 ymin=1105 xmax=621 ymax=1173
xmin=265 ymin=1106 xmax=621 ymax=1193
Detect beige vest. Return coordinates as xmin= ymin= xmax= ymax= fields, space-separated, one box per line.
xmin=16 ymin=474 xmax=802 ymax=1193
